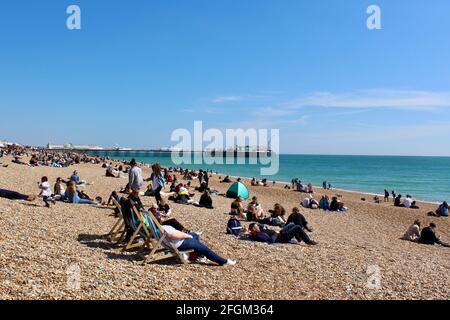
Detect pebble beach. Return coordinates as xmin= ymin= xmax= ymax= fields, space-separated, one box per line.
xmin=0 ymin=156 xmax=449 ymax=300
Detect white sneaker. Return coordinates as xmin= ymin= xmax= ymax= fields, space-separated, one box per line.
xmin=182 ymin=253 xmax=190 ymax=263
xmin=224 ymin=259 xmax=236 ymax=266
xmin=194 ymin=231 xmax=203 ymax=236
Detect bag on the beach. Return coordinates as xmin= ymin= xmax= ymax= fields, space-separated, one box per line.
xmin=227 ymin=217 xmax=242 ymax=236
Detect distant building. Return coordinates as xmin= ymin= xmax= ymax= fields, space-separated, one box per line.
xmin=47 ymin=143 xmax=103 ymax=151
xmin=0 ymin=140 xmax=22 ymax=148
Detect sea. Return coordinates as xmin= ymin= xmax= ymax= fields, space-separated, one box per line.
xmin=88 ymin=151 xmax=450 ymax=203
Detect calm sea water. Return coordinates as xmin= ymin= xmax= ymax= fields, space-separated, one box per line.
xmin=89 ymin=152 xmax=450 ymax=203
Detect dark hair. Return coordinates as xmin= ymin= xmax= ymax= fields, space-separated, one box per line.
xmin=249 ymin=223 xmax=257 ymax=231
xmin=41 ymin=176 xmax=48 ymax=182
xmin=443 ymin=201 xmax=448 ymax=208
xmin=429 ymin=223 xmax=437 ymax=228
xmin=130 ymin=159 xmax=137 ymax=166
xmin=413 ymin=220 xmax=421 ymax=227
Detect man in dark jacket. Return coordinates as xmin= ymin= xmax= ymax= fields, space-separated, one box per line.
xmin=121 ymin=190 xmax=144 ymax=242
xmin=248 ymin=223 xmax=318 ymax=246
xmin=418 ymin=223 xmax=450 ymax=247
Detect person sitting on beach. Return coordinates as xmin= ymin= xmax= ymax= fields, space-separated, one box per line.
xmin=61 ymin=181 xmax=98 ymax=205
xmin=38 ymin=176 xmax=55 ymax=208
xmin=221 ymin=176 xmax=232 ymax=183
xmin=418 ymin=223 xmax=450 ymax=247
xmin=53 ymin=177 xmax=66 ymax=199
xmin=230 ymin=197 xmax=245 ymax=219
xmin=246 ymin=196 xmax=265 ymax=221
xmin=257 ymin=203 xmax=286 ymax=227
xmin=248 ymin=223 xmax=318 ymax=246
xmin=106 ymin=167 xmax=117 ymax=178
xmin=156 ymin=198 xmax=172 ymax=216
xmin=394 ymin=194 xmax=403 ymax=207
xmin=302 ymin=194 xmax=319 ymax=209
xmin=401 ymin=220 xmax=421 ymax=242
xmin=161 ymin=225 xmax=237 ymax=266
xmin=286 ymin=207 xmax=313 ymax=232
xmin=306 ymin=183 xmax=314 ymax=194
xmin=70 ymin=171 xmax=85 ymax=185
xmin=175 ymin=185 xmax=194 ymax=204
xmin=12 ymin=156 xmax=27 ymax=165
xmin=402 ymin=195 xmax=414 ymax=208
xmin=0 ymin=188 xmax=35 ymax=202
xmin=319 ymin=195 xmax=330 ymax=211
xmin=428 ymin=202 xmax=449 ymax=217
xmin=329 ymin=197 xmax=348 ymax=212
xmin=195 ymin=190 xmax=214 ymax=209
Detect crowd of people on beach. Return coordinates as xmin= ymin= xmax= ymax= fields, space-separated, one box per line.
xmin=1 ymin=148 xmax=449 ymax=270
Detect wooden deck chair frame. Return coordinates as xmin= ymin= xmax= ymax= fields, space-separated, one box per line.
xmin=143 ymin=211 xmax=191 ymax=265
xmin=116 ymin=202 xmax=152 ymax=253
xmin=107 ymin=198 xmax=126 ymax=243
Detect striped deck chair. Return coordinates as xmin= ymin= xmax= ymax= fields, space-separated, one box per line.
xmin=116 ymin=201 xmax=152 ymax=253
xmin=142 ymin=210 xmax=191 ymax=264
xmin=107 ymin=198 xmax=126 ymax=244
xmin=117 ymin=201 xmax=191 ymax=264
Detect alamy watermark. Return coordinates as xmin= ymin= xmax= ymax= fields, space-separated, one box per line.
xmin=66 ymin=5 xmax=81 ymax=30
xmin=66 ymin=263 xmax=81 ymax=290
xmin=170 ymin=121 xmax=280 ymax=176
xmin=367 ymin=5 xmax=382 ymax=30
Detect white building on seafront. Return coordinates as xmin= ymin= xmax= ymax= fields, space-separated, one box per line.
xmin=47 ymin=143 xmax=103 ymax=151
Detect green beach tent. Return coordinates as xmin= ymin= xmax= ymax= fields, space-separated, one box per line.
xmin=226 ymin=182 xmax=250 ymax=200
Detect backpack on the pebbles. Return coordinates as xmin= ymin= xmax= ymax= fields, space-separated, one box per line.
xmin=227 ymin=217 xmax=242 ymax=236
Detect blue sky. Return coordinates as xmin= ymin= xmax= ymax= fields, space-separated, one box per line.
xmin=0 ymin=0 xmax=449 ymax=155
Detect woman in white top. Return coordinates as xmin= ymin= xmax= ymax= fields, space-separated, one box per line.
xmin=161 ymin=225 xmax=236 ymax=266
xmin=401 ymin=220 xmax=421 ymax=242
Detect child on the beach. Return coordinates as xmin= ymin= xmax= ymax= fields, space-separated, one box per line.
xmin=38 ymin=176 xmax=55 ymax=208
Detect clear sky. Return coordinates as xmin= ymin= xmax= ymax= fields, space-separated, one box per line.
xmin=1 ymin=0 xmax=449 ymax=155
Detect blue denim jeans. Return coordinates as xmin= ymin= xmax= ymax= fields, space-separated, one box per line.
xmin=277 ymin=223 xmax=313 ymax=244
xmin=178 ymin=233 xmax=227 ymax=265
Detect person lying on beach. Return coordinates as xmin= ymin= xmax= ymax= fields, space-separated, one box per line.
xmin=161 ymin=225 xmax=237 ymax=266
xmin=418 ymin=223 xmax=450 ymax=248
xmin=287 ymin=207 xmax=313 ymax=232
xmin=230 ymin=197 xmax=245 ymax=219
xmin=0 ymin=162 xmax=8 ymax=168
xmin=246 ymin=196 xmax=265 ymax=221
xmin=428 ymin=202 xmax=448 ymax=217
xmin=0 ymin=188 xmax=35 ymax=202
xmin=329 ymin=197 xmax=348 ymax=212
xmin=12 ymin=156 xmax=28 ymax=166
xmin=248 ymin=223 xmax=318 ymax=246
xmin=401 ymin=220 xmax=421 ymax=242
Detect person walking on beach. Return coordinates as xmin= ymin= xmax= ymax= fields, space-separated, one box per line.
xmin=151 ymin=163 xmax=165 ymax=205
xmin=128 ymin=159 xmax=144 ymax=193
xmin=391 ymin=190 xmax=396 ymax=202
xmin=384 ymin=189 xmax=390 ymax=202
xmin=38 ymin=176 xmax=55 ymax=208
xmin=323 ymin=181 xmax=327 ymax=190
